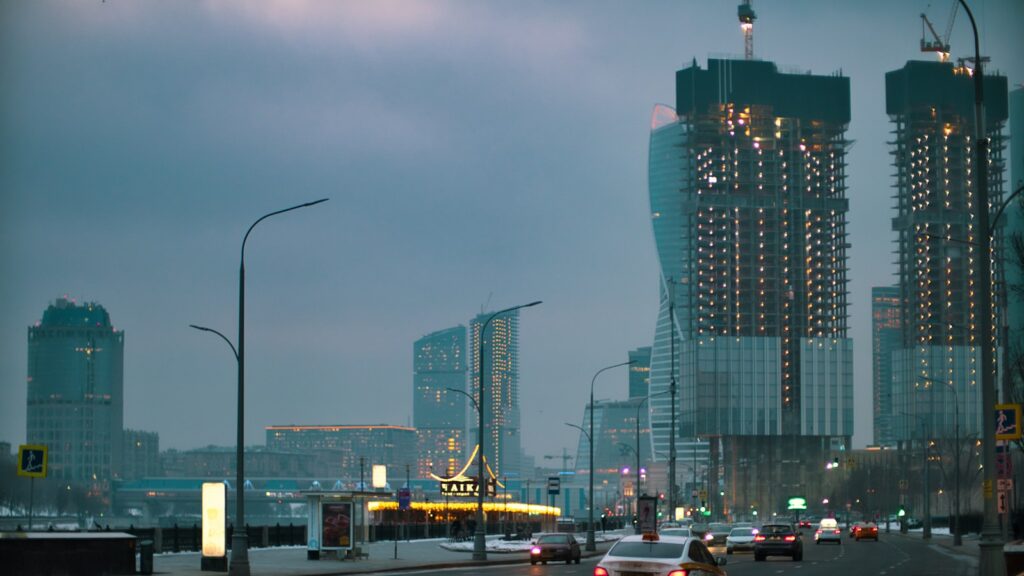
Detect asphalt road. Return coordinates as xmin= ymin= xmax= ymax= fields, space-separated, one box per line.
xmin=376 ymin=534 xmax=978 ymax=576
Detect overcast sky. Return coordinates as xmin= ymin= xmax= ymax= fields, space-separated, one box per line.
xmin=2 ymin=0 xmax=1021 ymax=462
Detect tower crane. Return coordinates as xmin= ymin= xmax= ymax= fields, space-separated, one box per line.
xmin=920 ymin=1 xmax=958 ymax=62
xmin=738 ymin=0 xmax=756 ymax=60
xmin=543 ymin=449 xmax=574 ymax=474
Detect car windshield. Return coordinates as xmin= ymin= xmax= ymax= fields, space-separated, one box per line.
xmin=761 ymin=525 xmax=793 ymax=535
xmin=730 ymin=528 xmax=754 ymax=536
xmin=710 ymin=523 xmax=730 ymax=531
xmin=537 ymin=535 xmax=568 ymax=544
xmin=608 ymin=541 xmax=685 ymax=559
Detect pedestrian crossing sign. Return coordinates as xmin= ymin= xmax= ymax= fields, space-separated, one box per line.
xmin=17 ymin=444 xmax=47 ymax=478
xmin=995 ymin=404 xmax=1021 ymax=441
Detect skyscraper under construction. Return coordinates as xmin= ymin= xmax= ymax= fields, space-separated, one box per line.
xmin=887 ymin=60 xmax=1008 ymax=444
xmin=648 ymin=57 xmax=853 ymax=518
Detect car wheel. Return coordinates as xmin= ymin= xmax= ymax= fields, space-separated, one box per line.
xmin=727 ymin=548 xmax=733 ymax=555
xmin=755 ymin=553 xmax=765 ymax=562
xmin=530 ymin=560 xmax=536 ymax=565
xmin=575 ymin=555 xmax=581 ymax=564
xmin=794 ymin=553 xmax=803 ymax=561
xmin=541 ymin=561 xmax=547 ymax=565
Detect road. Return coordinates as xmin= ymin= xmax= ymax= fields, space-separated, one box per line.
xmin=372 ymin=533 xmax=977 ymax=576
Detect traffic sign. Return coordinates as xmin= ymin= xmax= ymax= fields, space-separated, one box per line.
xmin=996 ymin=404 xmax=1021 ymax=441
xmin=547 ymin=476 xmax=560 ymax=495
xmin=397 ymin=488 xmax=411 ymax=511
xmin=17 ymin=445 xmax=47 ymax=478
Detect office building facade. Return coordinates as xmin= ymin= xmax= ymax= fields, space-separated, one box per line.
xmin=872 ymin=287 xmax=901 ymax=447
xmin=469 ymin=310 xmax=522 ymax=478
xmin=412 ymin=326 xmax=467 ymax=478
xmin=27 ymin=297 xmax=124 ymax=488
xmin=647 ymin=58 xmax=853 ymax=517
xmin=628 ymin=347 xmax=652 ymax=399
xmin=1007 ymin=88 xmax=1023 ymax=397
xmin=887 ymin=61 xmax=1008 ymax=442
xmin=266 ymin=425 xmax=417 ymax=482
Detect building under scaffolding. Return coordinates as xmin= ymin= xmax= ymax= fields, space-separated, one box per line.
xmin=648 ymin=57 xmax=853 ymax=520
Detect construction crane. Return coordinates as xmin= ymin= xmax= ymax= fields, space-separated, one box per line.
xmin=920 ymin=1 xmax=958 ymax=62
xmin=738 ymin=0 xmax=756 ymax=60
xmin=543 ymin=449 xmax=574 ymax=474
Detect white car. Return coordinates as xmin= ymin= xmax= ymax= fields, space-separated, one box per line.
xmin=815 ymin=518 xmax=842 ymax=544
xmin=594 ymin=534 xmax=727 ymax=576
xmin=726 ymin=526 xmax=758 ymax=554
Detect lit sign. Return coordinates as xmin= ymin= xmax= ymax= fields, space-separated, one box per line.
xmin=201 ymin=483 xmax=226 ymax=558
xmin=439 ymin=478 xmax=496 ymax=497
xmin=787 ymin=497 xmax=807 ymax=511
xmin=372 ymin=465 xmax=387 ymax=488
xmin=321 ymin=501 xmax=352 ymax=550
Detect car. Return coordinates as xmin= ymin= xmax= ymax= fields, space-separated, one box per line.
xmin=753 ymin=523 xmax=803 ymax=561
xmin=726 ymin=527 xmax=758 ymax=554
xmin=530 ymin=533 xmax=581 ymax=565
xmin=594 ymin=534 xmax=728 ymax=576
xmin=798 ymin=519 xmax=812 ymax=530
xmin=707 ymin=522 xmax=732 ymax=547
xmin=659 ymin=527 xmax=692 ymax=538
xmin=815 ymin=518 xmax=842 ymax=545
xmin=855 ymin=522 xmax=879 ymax=541
xmin=849 ymin=521 xmax=864 ymax=538
xmin=689 ymin=522 xmax=714 ymax=544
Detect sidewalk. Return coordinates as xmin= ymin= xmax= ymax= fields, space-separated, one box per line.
xmin=152 ymin=532 xmax=622 ymax=576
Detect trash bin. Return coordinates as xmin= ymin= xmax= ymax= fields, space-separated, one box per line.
xmin=139 ymin=540 xmax=154 ymax=575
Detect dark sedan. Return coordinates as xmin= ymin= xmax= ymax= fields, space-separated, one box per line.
xmin=754 ymin=523 xmax=803 ymax=561
xmin=530 ymin=533 xmax=581 ymax=565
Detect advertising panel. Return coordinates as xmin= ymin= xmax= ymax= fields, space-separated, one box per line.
xmin=321 ymin=501 xmax=353 ymax=550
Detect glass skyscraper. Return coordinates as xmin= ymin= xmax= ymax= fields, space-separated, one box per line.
xmin=469 ymin=310 xmax=522 ymax=479
xmin=412 ymin=326 xmax=467 ymax=478
xmin=27 ymin=297 xmax=124 ymax=487
xmin=872 ymin=286 xmax=901 ymax=447
xmin=647 ymin=58 xmax=853 ymax=517
xmin=628 ymin=347 xmax=651 ymax=399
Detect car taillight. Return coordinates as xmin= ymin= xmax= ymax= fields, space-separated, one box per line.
xmin=754 ymin=534 xmax=766 ymax=542
xmin=667 ymin=571 xmax=689 ymax=576
xmin=784 ymin=535 xmax=797 ymax=542
xmin=531 ymin=546 xmax=541 ymax=555
xmin=834 ymin=529 xmax=841 ymax=534
xmin=593 ymin=568 xmax=609 ymax=576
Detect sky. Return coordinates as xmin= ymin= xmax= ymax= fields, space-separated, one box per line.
xmin=1 ymin=0 xmax=1022 ymax=463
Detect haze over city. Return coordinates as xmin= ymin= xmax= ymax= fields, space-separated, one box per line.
xmin=2 ymin=0 xmax=1022 ymax=461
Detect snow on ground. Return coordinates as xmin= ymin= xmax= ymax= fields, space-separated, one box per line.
xmin=439 ymin=531 xmax=625 ymax=553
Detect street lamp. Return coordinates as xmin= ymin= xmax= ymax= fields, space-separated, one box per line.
xmin=473 ymin=301 xmax=541 ymax=561
xmin=919 ymin=376 xmax=962 ymax=546
xmin=191 ymin=198 xmax=327 ymax=576
xmin=584 ymin=360 xmax=635 ymax=551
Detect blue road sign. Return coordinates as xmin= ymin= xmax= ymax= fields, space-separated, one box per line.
xmin=996 ymin=404 xmax=1021 ymax=441
xmin=17 ymin=444 xmax=47 ymax=478
xmin=397 ymin=488 xmax=411 ymax=511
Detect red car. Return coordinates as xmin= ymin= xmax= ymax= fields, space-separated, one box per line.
xmin=855 ymin=522 xmax=879 ymax=541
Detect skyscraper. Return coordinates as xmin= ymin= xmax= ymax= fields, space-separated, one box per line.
xmin=412 ymin=326 xmax=467 ymax=478
xmin=628 ymin=347 xmax=652 ymax=399
xmin=469 ymin=310 xmax=522 ymax=478
xmin=648 ymin=57 xmax=853 ymax=516
xmin=872 ymin=287 xmax=901 ymax=447
xmin=887 ymin=60 xmax=1008 ymax=442
xmin=1007 ymin=88 xmax=1024 ymax=398
xmin=27 ymin=297 xmax=124 ymax=487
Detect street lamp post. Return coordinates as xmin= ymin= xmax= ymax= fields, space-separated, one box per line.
xmin=919 ymin=377 xmax=962 ymax=546
xmin=565 ymin=421 xmax=592 ymax=537
xmin=633 ymin=391 xmax=668 ymax=533
xmin=584 ymin=361 xmax=635 ymax=551
xmin=473 ymin=301 xmax=541 ymax=561
xmin=191 ymin=198 xmax=327 ymax=576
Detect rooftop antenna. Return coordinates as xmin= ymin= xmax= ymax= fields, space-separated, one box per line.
xmin=738 ymin=0 xmax=756 ymax=60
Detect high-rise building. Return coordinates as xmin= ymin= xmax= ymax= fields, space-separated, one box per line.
xmin=647 ymin=58 xmax=853 ymax=516
xmin=27 ymin=297 xmax=124 ymax=488
xmin=872 ymin=287 xmax=901 ymax=447
xmin=469 ymin=310 xmax=522 ymax=479
xmin=412 ymin=326 xmax=467 ymax=478
xmin=628 ymin=347 xmax=652 ymax=399
xmin=1007 ymin=88 xmax=1024 ymax=396
xmin=887 ymin=61 xmax=1008 ymax=443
